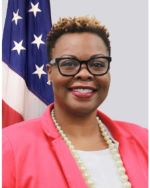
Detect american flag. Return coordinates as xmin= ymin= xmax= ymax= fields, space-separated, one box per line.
xmin=2 ymin=0 xmax=54 ymax=127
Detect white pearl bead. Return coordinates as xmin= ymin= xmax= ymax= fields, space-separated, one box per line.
xmin=61 ymin=132 xmax=67 ymax=138
xmin=56 ymin=126 xmax=61 ymax=131
xmin=78 ymin=160 xmax=84 ymax=166
xmin=84 ymin=172 xmax=90 ymax=178
xmin=101 ymin=131 xmax=108 ymax=137
xmin=75 ymin=156 xmax=81 ymax=162
xmin=104 ymin=135 xmax=110 ymax=141
xmin=65 ymin=139 xmax=71 ymax=143
xmin=118 ymin=167 xmax=126 ymax=174
xmin=123 ymin=182 xmax=131 ymax=188
xmin=114 ymin=153 xmax=121 ymax=159
xmin=106 ymin=139 xmax=113 ymax=145
xmin=121 ymin=175 xmax=128 ymax=181
xmin=87 ymin=178 xmax=94 ymax=185
xmin=116 ymin=159 xmax=123 ymax=166
xmin=80 ymin=165 xmax=87 ymax=171
xmin=70 ymin=145 xmax=75 ymax=150
xmin=109 ymin=143 xmax=115 ymax=147
xmin=100 ymin=126 xmax=105 ymax=131
xmin=59 ymin=129 xmax=63 ymax=134
xmin=110 ymin=146 xmax=117 ymax=151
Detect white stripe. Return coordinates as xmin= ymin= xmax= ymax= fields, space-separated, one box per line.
xmin=2 ymin=62 xmax=47 ymax=120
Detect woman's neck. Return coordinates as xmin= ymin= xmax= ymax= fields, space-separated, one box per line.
xmin=54 ymin=104 xmax=98 ymax=137
xmin=53 ymin=104 xmax=108 ymax=151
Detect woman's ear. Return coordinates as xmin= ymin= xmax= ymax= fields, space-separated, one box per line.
xmin=46 ymin=64 xmax=52 ymax=83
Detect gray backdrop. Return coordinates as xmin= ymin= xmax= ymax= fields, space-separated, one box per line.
xmin=3 ymin=0 xmax=148 ymax=127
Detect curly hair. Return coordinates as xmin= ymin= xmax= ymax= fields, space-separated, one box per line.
xmin=47 ymin=16 xmax=111 ymax=61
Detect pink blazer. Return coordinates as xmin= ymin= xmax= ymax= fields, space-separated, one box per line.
xmin=3 ymin=104 xmax=148 ymax=188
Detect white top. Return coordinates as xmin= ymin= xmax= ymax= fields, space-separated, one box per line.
xmin=76 ymin=148 xmax=122 ymax=188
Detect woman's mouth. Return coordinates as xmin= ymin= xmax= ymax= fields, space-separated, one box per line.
xmin=73 ymin=88 xmax=93 ymax=93
xmin=69 ymin=87 xmax=96 ymax=98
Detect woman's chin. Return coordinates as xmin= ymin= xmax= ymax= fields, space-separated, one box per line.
xmin=65 ymin=102 xmax=98 ymax=116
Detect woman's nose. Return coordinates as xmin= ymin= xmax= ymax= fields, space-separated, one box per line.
xmin=74 ymin=64 xmax=93 ymax=80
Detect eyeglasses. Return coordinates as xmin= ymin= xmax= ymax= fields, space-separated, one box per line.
xmin=50 ymin=55 xmax=112 ymax=76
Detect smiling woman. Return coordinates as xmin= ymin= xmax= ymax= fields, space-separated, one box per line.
xmin=2 ymin=16 xmax=148 ymax=188
xmin=47 ymin=32 xmax=111 ymax=116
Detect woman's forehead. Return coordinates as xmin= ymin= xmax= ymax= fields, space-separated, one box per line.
xmin=52 ymin=32 xmax=108 ymax=58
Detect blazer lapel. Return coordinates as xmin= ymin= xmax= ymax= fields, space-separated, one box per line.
xmin=51 ymin=137 xmax=88 ymax=188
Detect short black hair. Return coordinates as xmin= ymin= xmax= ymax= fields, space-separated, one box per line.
xmin=47 ymin=16 xmax=111 ymax=61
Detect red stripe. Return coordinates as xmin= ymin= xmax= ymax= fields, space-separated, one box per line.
xmin=2 ymin=100 xmax=24 ymax=128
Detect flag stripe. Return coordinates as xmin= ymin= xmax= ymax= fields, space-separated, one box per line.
xmin=3 ymin=62 xmax=47 ymax=120
xmin=2 ymin=100 xmax=24 ymax=128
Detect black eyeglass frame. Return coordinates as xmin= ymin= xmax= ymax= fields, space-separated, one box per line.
xmin=50 ymin=56 xmax=112 ymax=76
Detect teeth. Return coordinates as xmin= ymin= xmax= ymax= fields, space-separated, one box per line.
xmin=73 ymin=88 xmax=93 ymax=93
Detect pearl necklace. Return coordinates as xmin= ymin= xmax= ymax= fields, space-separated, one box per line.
xmin=51 ymin=109 xmax=131 ymax=188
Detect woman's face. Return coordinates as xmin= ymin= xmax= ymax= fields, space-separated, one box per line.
xmin=47 ymin=32 xmax=111 ymax=115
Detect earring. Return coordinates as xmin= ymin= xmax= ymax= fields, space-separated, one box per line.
xmin=47 ymin=80 xmax=51 ymax=85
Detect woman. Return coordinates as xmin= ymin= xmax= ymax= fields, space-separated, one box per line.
xmin=3 ymin=16 xmax=148 ymax=188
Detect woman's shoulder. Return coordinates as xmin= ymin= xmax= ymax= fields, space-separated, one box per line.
xmin=2 ymin=116 xmax=46 ymax=146
xmin=3 ymin=117 xmax=42 ymax=134
xmin=113 ymin=120 xmax=148 ymax=148
xmin=2 ymin=105 xmax=53 ymax=134
xmin=114 ymin=120 xmax=148 ymax=135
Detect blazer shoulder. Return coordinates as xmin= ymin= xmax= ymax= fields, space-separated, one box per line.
xmin=114 ymin=120 xmax=147 ymax=132
xmin=2 ymin=117 xmax=44 ymax=144
xmin=114 ymin=120 xmax=148 ymax=144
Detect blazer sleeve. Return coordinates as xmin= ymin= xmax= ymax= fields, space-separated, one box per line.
xmin=3 ymin=134 xmax=16 ymax=188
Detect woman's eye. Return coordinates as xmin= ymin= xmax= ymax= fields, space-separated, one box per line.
xmin=60 ymin=60 xmax=78 ymax=67
xmin=95 ymin=63 xmax=104 ymax=67
xmin=91 ymin=61 xmax=105 ymax=68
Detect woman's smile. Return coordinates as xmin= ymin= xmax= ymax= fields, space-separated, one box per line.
xmin=68 ymin=85 xmax=97 ymax=98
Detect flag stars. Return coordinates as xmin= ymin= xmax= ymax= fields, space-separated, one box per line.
xmin=11 ymin=40 xmax=26 ymax=55
xmin=31 ymin=34 xmax=45 ymax=49
xmin=28 ymin=2 xmax=42 ymax=17
xmin=33 ymin=64 xmax=47 ymax=79
xmin=12 ymin=9 xmax=23 ymax=25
